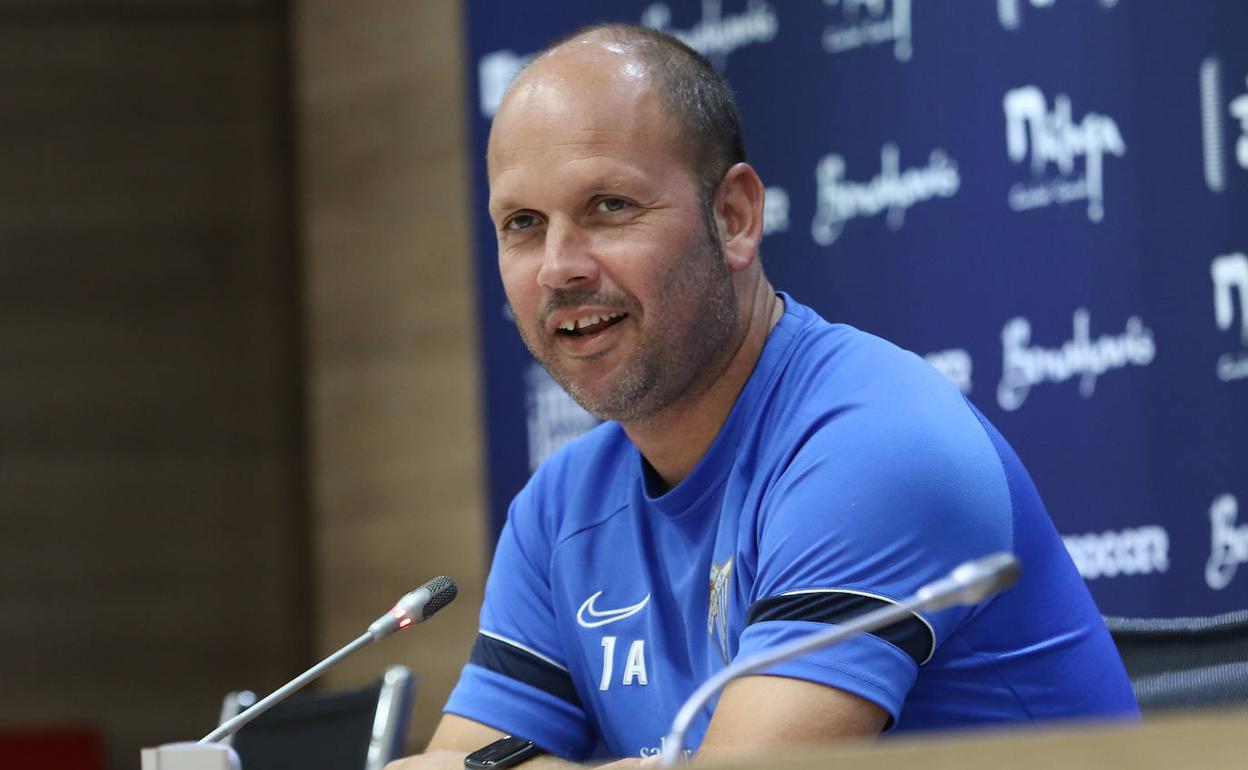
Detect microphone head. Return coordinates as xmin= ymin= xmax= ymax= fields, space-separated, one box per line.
xmin=417 ymin=575 xmax=459 ymax=620
xmin=369 ymin=576 xmax=460 ymax=640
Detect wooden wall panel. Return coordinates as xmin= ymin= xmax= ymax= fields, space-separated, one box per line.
xmin=294 ymin=0 xmax=488 ymax=754
xmin=0 ymin=4 xmax=306 ymax=769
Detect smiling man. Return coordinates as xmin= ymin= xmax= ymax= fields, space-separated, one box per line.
xmin=386 ymin=23 xmax=1137 ymax=770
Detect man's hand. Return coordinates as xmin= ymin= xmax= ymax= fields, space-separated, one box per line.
xmin=384 ymin=714 xmax=634 ymax=770
xmin=384 ymin=748 xmax=472 ymax=770
xmin=388 ymin=677 xmax=882 ymax=769
xmin=383 ymin=748 xmax=644 ymax=770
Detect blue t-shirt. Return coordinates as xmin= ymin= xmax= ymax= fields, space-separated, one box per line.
xmin=445 ymin=295 xmax=1138 ymax=760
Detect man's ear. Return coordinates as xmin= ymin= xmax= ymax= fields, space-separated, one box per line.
xmin=713 ymin=163 xmax=766 ymax=272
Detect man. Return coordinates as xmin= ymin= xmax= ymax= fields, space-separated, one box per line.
xmin=389 ymin=23 xmax=1138 ymax=770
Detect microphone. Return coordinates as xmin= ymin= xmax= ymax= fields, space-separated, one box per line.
xmin=200 ymin=576 xmax=458 ymax=744
xmin=658 ymin=553 xmax=1021 ymax=767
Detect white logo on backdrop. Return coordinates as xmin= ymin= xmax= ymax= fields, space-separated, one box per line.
xmin=763 ymin=186 xmax=790 ymax=236
xmin=1199 ymin=57 xmax=1248 ymax=193
xmin=524 ymin=363 xmax=599 ymax=472
xmin=924 ymin=348 xmax=973 ymax=394
xmin=821 ymin=0 xmax=912 ymax=62
xmin=477 ymin=1 xmax=779 ymax=119
xmin=641 ymin=0 xmax=778 ymax=67
xmin=810 ymin=143 xmax=961 ymax=246
xmin=997 ymin=0 xmax=1118 ymax=31
xmin=479 ymin=49 xmax=532 ymax=118
xmin=1236 ymin=83 xmax=1248 ymax=170
xmin=1063 ymin=525 xmax=1169 ymax=581
xmin=1211 ymin=252 xmax=1248 ymax=382
xmin=1003 ymin=86 xmax=1126 ymax=222
xmin=1207 ymin=494 xmax=1248 ymax=590
xmin=997 ymin=309 xmax=1156 ymax=411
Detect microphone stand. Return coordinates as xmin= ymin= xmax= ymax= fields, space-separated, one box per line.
xmin=141 ymin=577 xmax=458 ymax=770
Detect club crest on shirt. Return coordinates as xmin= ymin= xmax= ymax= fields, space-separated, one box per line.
xmin=708 ymin=555 xmax=734 ymax=663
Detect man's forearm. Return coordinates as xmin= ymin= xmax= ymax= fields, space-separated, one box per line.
xmin=385 ymin=749 xmax=642 ymax=770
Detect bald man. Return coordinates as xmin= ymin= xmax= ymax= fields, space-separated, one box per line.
xmin=387 ymin=24 xmax=1137 ymax=770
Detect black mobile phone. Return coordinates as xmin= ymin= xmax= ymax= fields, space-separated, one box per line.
xmin=464 ymin=736 xmax=544 ymax=769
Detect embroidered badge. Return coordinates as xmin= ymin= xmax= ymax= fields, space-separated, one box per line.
xmin=708 ymin=555 xmax=734 ymax=663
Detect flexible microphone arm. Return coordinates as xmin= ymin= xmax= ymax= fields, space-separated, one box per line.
xmin=201 ymin=576 xmax=458 ymax=744
xmin=659 ymin=553 xmax=1021 ymax=768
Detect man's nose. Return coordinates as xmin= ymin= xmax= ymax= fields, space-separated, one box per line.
xmin=537 ymin=220 xmax=599 ymax=289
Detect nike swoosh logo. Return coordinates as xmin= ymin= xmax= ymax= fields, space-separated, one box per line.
xmin=576 ymin=591 xmax=651 ymax=628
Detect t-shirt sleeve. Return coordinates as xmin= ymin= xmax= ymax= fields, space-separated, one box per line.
xmin=735 ymin=405 xmax=1015 ymax=725
xmin=443 ymin=486 xmax=595 ymax=759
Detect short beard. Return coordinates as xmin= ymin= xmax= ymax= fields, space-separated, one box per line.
xmin=523 ymin=198 xmax=738 ymax=424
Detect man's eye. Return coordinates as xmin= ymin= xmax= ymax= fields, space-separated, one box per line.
xmin=504 ymin=213 xmax=537 ymax=231
xmin=597 ymin=197 xmax=631 ymax=213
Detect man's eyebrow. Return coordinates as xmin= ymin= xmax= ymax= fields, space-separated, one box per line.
xmin=489 ymin=176 xmax=651 ymax=217
xmin=488 ymin=197 xmax=519 ymax=216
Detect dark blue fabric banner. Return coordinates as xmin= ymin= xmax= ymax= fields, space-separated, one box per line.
xmin=462 ymin=1 xmax=1248 ymax=617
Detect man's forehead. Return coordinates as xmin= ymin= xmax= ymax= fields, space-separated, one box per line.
xmin=486 ymin=51 xmax=679 ymax=177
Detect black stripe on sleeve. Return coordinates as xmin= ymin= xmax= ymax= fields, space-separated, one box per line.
xmin=470 ymin=633 xmax=583 ymax=708
xmin=745 ymin=591 xmax=935 ymax=666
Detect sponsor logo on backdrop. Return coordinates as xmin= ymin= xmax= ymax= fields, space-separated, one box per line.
xmin=1207 ymin=494 xmax=1248 ymax=590
xmin=477 ymin=1 xmax=779 ymax=119
xmin=924 ymin=348 xmax=973 ymax=394
xmin=1003 ymin=85 xmax=1126 ymax=223
xmin=810 ymin=143 xmax=961 ymax=246
xmin=1211 ymin=252 xmax=1248 ymax=382
xmin=997 ymin=309 xmax=1156 ymax=411
xmin=641 ymin=0 xmax=779 ymax=67
xmin=524 ymin=363 xmax=599 ymax=472
xmin=763 ymin=186 xmax=790 ymax=236
xmin=998 ymin=0 xmax=1118 ymax=31
xmin=1199 ymin=57 xmax=1248 ymax=193
xmin=821 ymin=0 xmax=912 ymax=62
xmin=478 ymin=49 xmax=532 ymax=118
xmin=1063 ymin=525 xmax=1169 ymax=581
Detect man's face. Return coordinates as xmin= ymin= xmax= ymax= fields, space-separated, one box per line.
xmin=487 ymin=46 xmax=737 ymax=423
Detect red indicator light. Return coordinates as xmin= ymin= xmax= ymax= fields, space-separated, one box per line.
xmin=392 ymin=606 xmax=408 ymax=619
xmin=399 ymin=617 xmax=413 ymax=629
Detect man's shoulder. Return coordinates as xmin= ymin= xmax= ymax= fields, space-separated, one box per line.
xmin=772 ymin=302 xmax=970 ymax=434
xmin=512 ymin=420 xmax=634 ymax=538
xmin=761 ymin=300 xmax=1015 ymax=519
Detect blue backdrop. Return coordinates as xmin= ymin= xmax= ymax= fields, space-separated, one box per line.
xmin=462 ymin=1 xmax=1248 ymax=618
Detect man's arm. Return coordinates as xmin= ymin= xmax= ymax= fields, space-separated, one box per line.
xmin=385 ymin=678 xmax=882 ymax=769
xmin=698 ymin=676 xmax=887 ymax=761
xmin=383 ymin=714 xmax=643 ymax=769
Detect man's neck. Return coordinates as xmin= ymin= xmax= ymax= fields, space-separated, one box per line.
xmin=622 ymin=280 xmax=783 ymax=492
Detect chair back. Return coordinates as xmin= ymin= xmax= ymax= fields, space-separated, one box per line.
xmin=1104 ymin=610 xmax=1248 ymax=711
xmin=220 ymin=665 xmax=414 ymax=770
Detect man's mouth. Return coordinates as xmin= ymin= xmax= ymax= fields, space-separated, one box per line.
xmin=556 ymin=312 xmax=627 ymax=337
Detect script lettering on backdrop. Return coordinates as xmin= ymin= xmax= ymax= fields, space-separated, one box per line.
xmin=821 ymin=0 xmax=912 ymax=62
xmin=924 ymin=348 xmax=973 ymax=395
xmin=1211 ymin=252 xmax=1248 ymax=382
xmin=1063 ymin=525 xmax=1170 ymax=581
xmin=763 ymin=186 xmax=790 ymax=236
xmin=997 ymin=0 xmax=1119 ymax=31
xmin=477 ymin=1 xmax=779 ymax=118
xmin=1199 ymin=57 xmax=1248 ymax=193
xmin=640 ymin=0 xmax=778 ymax=67
xmin=810 ymin=143 xmax=960 ymax=246
xmin=478 ymin=49 xmax=531 ymax=118
xmin=524 ymin=363 xmax=599 ymax=472
xmin=1003 ymin=85 xmax=1126 ymax=223
xmin=997 ymin=309 xmax=1155 ymax=412
xmin=1206 ymin=494 xmax=1248 ymax=591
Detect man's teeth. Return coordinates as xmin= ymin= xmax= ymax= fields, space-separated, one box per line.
xmin=558 ymin=312 xmax=624 ymax=332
